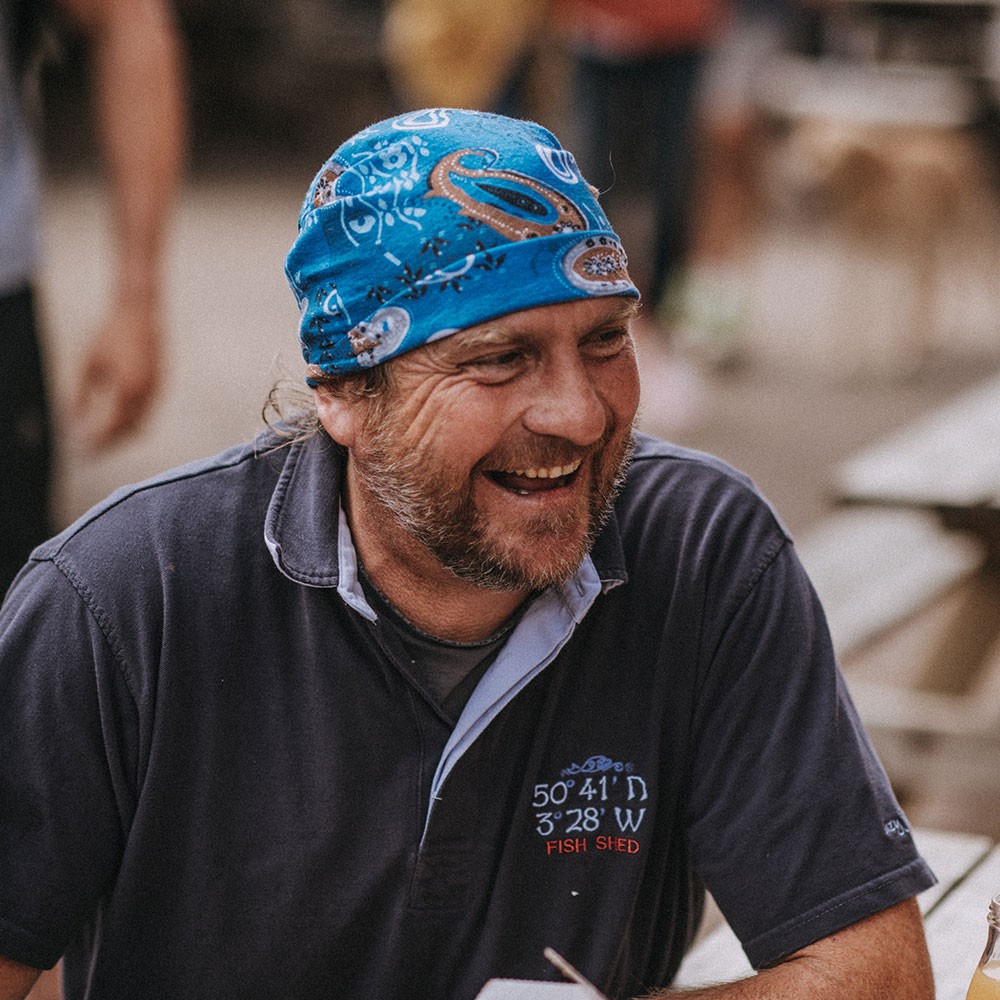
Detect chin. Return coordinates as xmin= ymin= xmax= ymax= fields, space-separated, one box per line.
xmin=447 ymin=527 xmax=593 ymax=592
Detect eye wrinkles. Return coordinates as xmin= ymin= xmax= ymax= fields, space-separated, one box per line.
xmin=435 ymin=299 xmax=640 ymax=367
xmin=454 ymin=330 xmax=630 ymax=388
xmin=455 ymin=324 xmax=635 ymax=380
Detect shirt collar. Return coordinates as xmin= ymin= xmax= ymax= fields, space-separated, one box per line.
xmin=263 ymin=431 xmax=343 ymax=588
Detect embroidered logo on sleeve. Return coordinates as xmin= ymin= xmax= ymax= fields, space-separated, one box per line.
xmin=532 ymin=755 xmax=650 ymax=857
xmin=884 ymin=816 xmax=912 ymax=839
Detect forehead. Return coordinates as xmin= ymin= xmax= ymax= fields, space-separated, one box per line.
xmin=432 ymin=297 xmax=639 ymax=355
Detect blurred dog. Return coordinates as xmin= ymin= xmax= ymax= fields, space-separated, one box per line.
xmin=772 ymin=117 xmax=974 ymax=236
xmin=766 ymin=116 xmax=990 ymax=375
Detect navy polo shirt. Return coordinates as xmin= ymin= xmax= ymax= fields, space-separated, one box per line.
xmin=0 ymin=431 xmax=934 ymax=999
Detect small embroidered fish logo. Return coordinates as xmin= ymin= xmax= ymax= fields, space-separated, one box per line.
xmin=561 ymin=755 xmax=632 ymax=777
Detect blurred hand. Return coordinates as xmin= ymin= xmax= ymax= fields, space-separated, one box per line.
xmin=71 ymin=295 xmax=162 ymax=450
xmin=54 ymin=0 xmax=184 ymax=452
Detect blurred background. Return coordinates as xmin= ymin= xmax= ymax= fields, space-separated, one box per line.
xmin=29 ymin=0 xmax=1000 ymax=839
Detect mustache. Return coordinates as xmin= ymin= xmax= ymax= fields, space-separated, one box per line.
xmin=478 ymin=428 xmax=618 ymax=473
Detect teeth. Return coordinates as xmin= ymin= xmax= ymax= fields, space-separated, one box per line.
xmin=507 ymin=460 xmax=582 ymax=479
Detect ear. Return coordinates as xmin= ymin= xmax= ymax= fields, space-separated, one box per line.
xmin=314 ymin=387 xmax=364 ymax=448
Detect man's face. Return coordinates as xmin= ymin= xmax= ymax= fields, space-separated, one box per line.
xmin=326 ymin=296 xmax=640 ymax=593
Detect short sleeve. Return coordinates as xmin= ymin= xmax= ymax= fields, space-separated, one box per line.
xmin=683 ymin=539 xmax=935 ymax=968
xmin=0 ymin=560 xmax=137 ymax=968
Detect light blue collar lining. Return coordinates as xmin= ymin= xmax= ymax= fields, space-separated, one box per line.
xmin=335 ymin=503 xmax=378 ymax=622
xmin=422 ymin=555 xmax=603 ymax=841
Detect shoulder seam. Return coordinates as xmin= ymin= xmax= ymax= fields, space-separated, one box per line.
xmin=50 ymin=552 xmax=142 ymax=707
xmin=43 ymin=441 xmax=263 ymax=553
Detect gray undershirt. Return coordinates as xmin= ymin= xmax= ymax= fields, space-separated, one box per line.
xmin=358 ymin=566 xmax=529 ymax=721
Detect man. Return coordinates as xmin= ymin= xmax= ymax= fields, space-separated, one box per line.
xmin=0 ymin=109 xmax=934 ymax=999
xmin=0 ymin=0 xmax=185 ymax=594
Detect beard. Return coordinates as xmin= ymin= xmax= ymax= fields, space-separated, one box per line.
xmin=350 ymin=402 xmax=634 ymax=592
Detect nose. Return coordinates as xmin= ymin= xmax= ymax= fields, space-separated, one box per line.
xmin=522 ymin=356 xmax=608 ymax=446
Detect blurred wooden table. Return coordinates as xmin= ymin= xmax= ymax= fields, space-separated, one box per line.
xmin=834 ymin=373 xmax=1000 ymax=564
xmin=830 ymin=373 xmax=1000 ymax=748
xmin=675 ymin=827 xmax=999 ymax=997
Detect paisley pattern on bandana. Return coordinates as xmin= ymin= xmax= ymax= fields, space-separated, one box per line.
xmin=425 ymin=149 xmax=589 ymax=239
xmin=285 ymin=108 xmax=638 ymax=380
xmin=564 ymin=236 xmax=634 ymax=295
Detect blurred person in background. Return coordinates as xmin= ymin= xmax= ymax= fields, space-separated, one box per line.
xmin=555 ymin=0 xmax=725 ymax=330
xmin=663 ymin=0 xmax=797 ymax=370
xmin=0 ymin=0 xmax=185 ymax=596
xmin=381 ymin=0 xmax=552 ymax=117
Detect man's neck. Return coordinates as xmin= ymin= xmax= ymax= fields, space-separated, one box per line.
xmin=344 ymin=475 xmax=531 ymax=644
xmin=365 ymin=555 xmax=529 ymax=643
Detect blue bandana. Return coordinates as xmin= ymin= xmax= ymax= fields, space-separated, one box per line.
xmin=285 ymin=108 xmax=638 ymax=381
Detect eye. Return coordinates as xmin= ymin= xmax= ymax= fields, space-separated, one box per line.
xmin=461 ymin=349 xmax=530 ymax=383
xmin=477 ymin=350 xmax=523 ymax=367
xmin=583 ymin=324 xmax=630 ymax=358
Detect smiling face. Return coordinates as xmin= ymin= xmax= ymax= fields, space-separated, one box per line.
xmin=316 ymin=296 xmax=640 ymax=602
